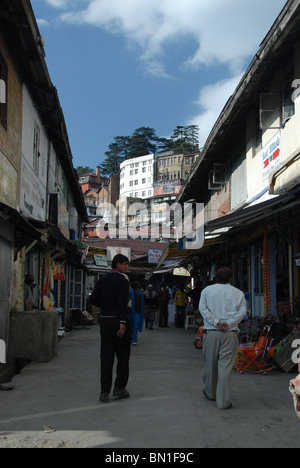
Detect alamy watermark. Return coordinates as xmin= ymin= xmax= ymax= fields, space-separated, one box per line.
xmin=292 ymin=79 xmax=300 ymax=103
xmin=94 ymin=201 xmax=205 ymax=250
xmin=0 ymin=79 xmax=6 ymax=104
xmin=292 ymin=339 xmax=300 ymax=366
xmin=0 ymin=339 xmax=6 ymax=364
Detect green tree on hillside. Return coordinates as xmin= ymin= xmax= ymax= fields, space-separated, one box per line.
xmin=75 ymin=166 xmax=94 ymax=176
xmin=99 ymin=125 xmax=199 ymax=176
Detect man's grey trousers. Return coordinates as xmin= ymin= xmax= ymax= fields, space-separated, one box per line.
xmin=202 ymin=331 xmax=239 ymax=409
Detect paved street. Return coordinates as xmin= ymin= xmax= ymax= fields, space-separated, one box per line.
xmin=0 ymin=324 xmax=299 ymax=449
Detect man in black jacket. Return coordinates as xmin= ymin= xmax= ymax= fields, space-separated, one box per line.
xmin=90 ymin=254 xmax=130 ymax=403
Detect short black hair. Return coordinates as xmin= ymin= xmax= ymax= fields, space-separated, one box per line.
xmin=216 ymin=267 xmax=232 ymax=284
xmin=112 ymin=254 xmax=129 ymax=269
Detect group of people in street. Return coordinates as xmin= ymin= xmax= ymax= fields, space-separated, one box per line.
xmin=128 ymin=281 xmax=193 ymax=343
xmin=91 ymin=254 xmax=247 ymax=410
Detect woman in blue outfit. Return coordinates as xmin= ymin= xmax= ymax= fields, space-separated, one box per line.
xmin=129 ymin=282 xmax=144 ymax=345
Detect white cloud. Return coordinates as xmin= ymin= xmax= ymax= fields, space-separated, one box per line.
xmin=44 ymin=0 xmax=68 ymax=8
xmin=42 ymin=0 xmax=287 ymax=144
xmin=44 ymin=0 xmax=87 ymax=10
xmin=60 ymin=0 xmax=286 ymax=74
xmin=36 ymin=18 xmax=50 ymax=28
xmin=188 ymin=74 xmax=244 ymax=147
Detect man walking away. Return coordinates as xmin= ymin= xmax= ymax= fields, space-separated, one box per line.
xmin=199 ymin=267 xmax=246 ymax=410
xmin=174 ymin=284 xmax=188 ymax=328
xmin=157 ymin=283 xmax=169 ymax=327
xmin=129 ymin=281 xmax=144 ymax=345
xmin=144 ymin=284 xmax=157 ymax=330
xmin=90 ymin=254 xmax=131 ymax=403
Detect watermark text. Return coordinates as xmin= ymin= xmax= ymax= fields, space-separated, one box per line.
xmin=0 ymin=79 xmax=6 ymax=104
xmin=292 ymin=79 xmax=300 ymax=103
xmin=94 ymin=201 xmax=204 ymax=249
xmin=0 ymin=339 xmax=6 ymax=364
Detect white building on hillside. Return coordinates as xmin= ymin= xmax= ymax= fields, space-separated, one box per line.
xmin=120 ymin=154 xmax=155 ymax=200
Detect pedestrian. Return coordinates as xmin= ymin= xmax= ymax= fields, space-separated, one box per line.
xmin=199 ymin=267 xmax=246 ymax=410
xmin=144 ymin=284 xmax=157 ymax=330
xmin=90 ymin=254 xmax=131 ymax=404
xmin=129 ymin=281 xmax=144 ymax=345
xmin=174 ymin=284 xmax=188 ymax=328
xmin=24 ymin=273 xmax=40 ymax=311
xmin=157 ymin=283 xmax=169 ymax=327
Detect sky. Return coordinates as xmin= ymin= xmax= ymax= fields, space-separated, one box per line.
xmin=31 ymin=0 xmax=288 ymax=171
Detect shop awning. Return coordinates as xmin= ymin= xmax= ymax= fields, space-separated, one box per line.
xmin=155 ymin=237 xmax=223 ymax=270
xmin=0 ymin=202 xmax=42 ymax=250
xmin=205 ymin=188 xmax=300 ymax=233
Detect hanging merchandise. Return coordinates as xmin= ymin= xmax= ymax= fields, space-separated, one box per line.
xmin=263 ymin=228 xmax=271 ymax=317
xmin=59 ymin=265 xmax=65 ymax=281
xmin=54 ymin=263 xmax=60 ymax=280
xmin=42 ymin=256 xmax=55 ymax=310
xmin=54 ymin=264 xmax=66 ymax=281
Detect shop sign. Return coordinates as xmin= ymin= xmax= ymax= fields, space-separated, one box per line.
xmin=173 ymin=267 xmax=190 ymax=277
xmin=0 ymin=149 xmax=18 ymax=209
xmin=94 ymin=253 xmax=108 ymax=267
xmin=106 ymin=246 xmax=131 ymax=262
xmin=20 ymin=157 xmax=46 ymax=220
xmin=262 ymin=131 xmax=281 ymax=180
xmin=87 ymin=246 xmax=107 ymax=267
xmin=87 ymin=246 xmax=107 ymax=256
xmin=148 ymin=249 xmax=163 ymax=264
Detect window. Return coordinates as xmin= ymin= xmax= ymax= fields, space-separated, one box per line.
xmin=142 ymin=178 xmax=146 ymax=184
xmin=0 ymin=51 xmax=8 ymax=130
xmin=135 ymin=169 xmax=138 ymax=174
xmin=130 ymin=181 xmax=133 ymax=187
xmin=260 ymin=93 xmax=282 ymax=129
xmin=142 ymin=191 xmax=146 ymax=197
xmin=134 ymin=180 xmax=138 ymax=185
xmin=142 ymin=167 xmax=146 ymax=173
xmin=130 ymin=170 xmax=133 ymax=175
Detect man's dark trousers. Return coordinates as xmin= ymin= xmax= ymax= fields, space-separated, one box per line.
xmin=100 ymin=318 xmax=131 ymax=393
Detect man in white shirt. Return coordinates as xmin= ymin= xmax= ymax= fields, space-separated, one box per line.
xmin=199 ymin=267 xmax=246 ymax=410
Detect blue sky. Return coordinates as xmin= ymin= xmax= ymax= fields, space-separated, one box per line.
xmin=31 ymin=0 xmax=287 ymax=170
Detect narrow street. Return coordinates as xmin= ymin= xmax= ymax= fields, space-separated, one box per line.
xmin=0 ymin=324 xmax=299 ymax=449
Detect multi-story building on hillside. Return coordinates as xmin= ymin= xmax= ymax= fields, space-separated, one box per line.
xmin=119 ymin=153 xmax=155 ymax=200
xmin=78 ymin=166 xmax=108 ymax=193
